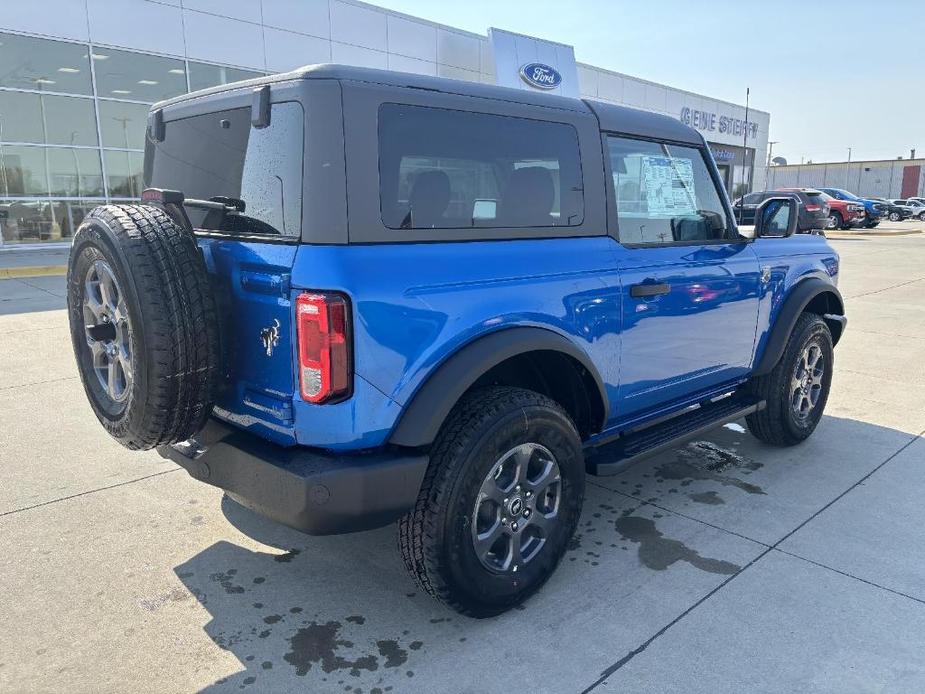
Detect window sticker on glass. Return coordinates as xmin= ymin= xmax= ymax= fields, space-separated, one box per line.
xmin=641 ymin=155 xmax=697 ymax=218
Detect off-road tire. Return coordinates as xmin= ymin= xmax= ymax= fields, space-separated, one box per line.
xmin=398 ymin=386 xmax=584 ymax=618
xmin=67 ymin=204 xmax=218 ymax=450
xmin=745 ymin=313 xmax=833 ymax=446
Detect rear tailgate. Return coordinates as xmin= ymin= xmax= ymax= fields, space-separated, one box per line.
xmin=145 ymin=96 xmax=305 ymax=444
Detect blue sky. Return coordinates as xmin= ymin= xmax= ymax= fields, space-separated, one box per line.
xmin=374 ymin=0 xmax=923 ymax=164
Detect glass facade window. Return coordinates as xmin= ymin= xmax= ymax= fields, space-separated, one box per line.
xmin=188 ymin=62 xmax=264 ymax=92
xmin=92 ymin=47 xmax=187 ymax=103
xmin=0 ymin=32 xmax=92 ymax=95
xmin=0 ymin=145 xmax=49 ymax=196
xmin=47 ymin=147 xmax=104 ymax=197
xmin=0 ymin=32 xmax=274 ymax=246
xmin=104 ymin=150 xmax=144 ymax=199
xmin=0 ymin=199 xmax=102 ymax=244
xmin=98 ymin=100 xmax=149 ymax=150
xmin=0 ymin=90 xmax=98 ymax=146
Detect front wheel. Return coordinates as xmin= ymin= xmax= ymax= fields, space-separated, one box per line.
xmin=398 ymin=386 xmax=584 ymax=617
xmin=825 ymin=211 xmax=843 ymax=230
xmin=889 ymin=211 xmax=901 ymax=222
xmin=746 ymin=313 xmax=834 ymax=446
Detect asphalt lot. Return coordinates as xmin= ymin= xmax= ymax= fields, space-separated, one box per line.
xmin=1 ymin=229 xmax=924 ymax=693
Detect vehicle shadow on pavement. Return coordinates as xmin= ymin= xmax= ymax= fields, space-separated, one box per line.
xmin=172 ymin=414 xmax=921 ymax=694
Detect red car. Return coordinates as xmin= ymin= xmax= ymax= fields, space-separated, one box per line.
xmin=768 ymin=188 xmax=867 ymax=229
xmin=776 ymin=188 xmax=864 ymax=230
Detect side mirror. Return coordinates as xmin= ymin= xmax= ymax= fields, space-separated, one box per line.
xmin=755 ymin=196 xmax=799 ymax=238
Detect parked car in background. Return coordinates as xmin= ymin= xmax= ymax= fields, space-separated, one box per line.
xmin=870 ymin=198 xmax=913 ymax=222
xmin=814 ymin=192 xmax=866 ymax=230
xmin=891 ymin=199 xmax=925 ymax=221
xmin=819 ymin=188 xmax=886 ymax=229
xmin=733 ymin=188 xmax=829 ymax=232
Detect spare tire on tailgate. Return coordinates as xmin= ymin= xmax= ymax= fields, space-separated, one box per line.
xmin=67 ymin=204 xmax=218 ymax=450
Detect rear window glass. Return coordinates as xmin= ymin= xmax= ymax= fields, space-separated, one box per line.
xmin=378 ymin=104 xmax=584 ymax=230
xmin=144 ymin=102 xmax=303 ymax=237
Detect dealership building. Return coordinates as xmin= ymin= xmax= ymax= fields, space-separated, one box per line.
xmin=0 ymin=0 xmax=770 ymax=248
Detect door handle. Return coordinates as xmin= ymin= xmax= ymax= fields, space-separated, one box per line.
xmin=630 ymin=282 xmax=670 ymax=298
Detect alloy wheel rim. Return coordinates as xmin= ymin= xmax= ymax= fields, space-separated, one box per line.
xmin=83 ymin=259 xmax=133 ymax=403
xmin=471 ymin=443 xmax=562 ymax=574
xmin=790 ymin=342 xmax=824 ymax=420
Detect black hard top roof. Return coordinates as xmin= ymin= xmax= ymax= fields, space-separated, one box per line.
xmin=154 ymin=63 xmax=702 ymax=145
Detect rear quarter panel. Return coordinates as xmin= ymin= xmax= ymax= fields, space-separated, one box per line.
xmin=289 ymin=237 xmax=624 ymax=449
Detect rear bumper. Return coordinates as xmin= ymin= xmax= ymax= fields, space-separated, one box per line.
xmin=158 ymin=418 xmax=429 ymax=535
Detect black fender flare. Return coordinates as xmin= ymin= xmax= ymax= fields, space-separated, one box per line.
xmin=388 ymin=327 xmax=609 ymax=448
xmin=754 ymin=278 xmax=846 ymax=376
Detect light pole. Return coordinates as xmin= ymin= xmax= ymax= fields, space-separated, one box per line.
xmin=765 ymin=141 xmax=779 ymax=191
xmin=111 ymin=116 xmax=133 ymax=197
xmin=69 ymin=131 xmax=82 ymax=197
xmin=36 ymin=81 xmax=59 ymax=236
xmin=845 ymin=147 xmax=852 ymax=189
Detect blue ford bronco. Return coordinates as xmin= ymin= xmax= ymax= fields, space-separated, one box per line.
xmin=67 ymin=65 xmax=845 ymax=617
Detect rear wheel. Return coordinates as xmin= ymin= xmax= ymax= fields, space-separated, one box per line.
xmin=918 ymin=212 xmax=925 ymax=221
xmin=746 ymin=313 xmax=833 ymax=446
xmin=398 ymin=386 xmax=584 ymax=617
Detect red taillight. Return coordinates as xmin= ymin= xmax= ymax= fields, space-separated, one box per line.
xmin=805 ymin=204 xmax=821 ymax=212
xmin=296 ymin=292 xmax=351 ymax=404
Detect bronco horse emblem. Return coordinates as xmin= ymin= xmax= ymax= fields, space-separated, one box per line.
xmin=260 ymin=319 xmax=281 ymax=357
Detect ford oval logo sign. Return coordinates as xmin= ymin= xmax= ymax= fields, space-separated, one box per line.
xmin=519 ymin=63 xmax=562 ymax=90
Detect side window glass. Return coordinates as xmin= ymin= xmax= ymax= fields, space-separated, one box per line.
xmin=607 ymin=135 xmax=731 ymax=246
xmin=378 ymin=104 xmax=584 ymax=230
xmin=145 ymin=102 xmax=303 ymax=237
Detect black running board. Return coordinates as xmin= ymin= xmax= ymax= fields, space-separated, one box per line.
xmin=586 ymin=396 xmax=766 ymax=476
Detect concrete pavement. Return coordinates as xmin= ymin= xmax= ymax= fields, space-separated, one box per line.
xmin=1 ymin=234 xmax=923 ymax=693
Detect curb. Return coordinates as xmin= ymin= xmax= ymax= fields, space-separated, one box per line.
xmin=0 ymin=266 xmax=67 ymax=279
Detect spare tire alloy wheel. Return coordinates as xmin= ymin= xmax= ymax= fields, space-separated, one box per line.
xmin=472 ymin=443 xmax=562 ymax=574
xmin=68 ymin=204 xmax=218 ymax=450
xmin=83 ymin=259 xmax=133 ymax=404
